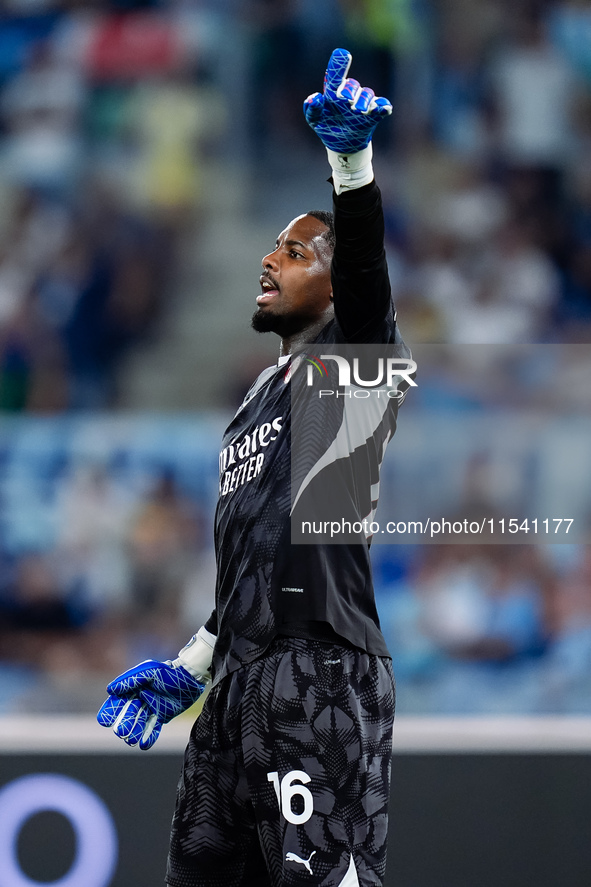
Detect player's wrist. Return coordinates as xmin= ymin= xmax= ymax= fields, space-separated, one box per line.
xmin=326 ymin=144 xmax=374 ymax=195
xmin=173 ymin=625 xmax=216 ymax=680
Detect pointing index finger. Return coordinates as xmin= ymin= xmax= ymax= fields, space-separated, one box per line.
xmin=324 ymin=48 xmax=352 ymax=95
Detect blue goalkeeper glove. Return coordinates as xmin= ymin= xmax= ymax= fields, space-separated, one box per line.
xmin=97 ymin=660 xmax=206 ymax=750
xmin=97 ymin=627 xmax=215 ymax=750
xmin=304 ymin=48 xmax=392 ymax=154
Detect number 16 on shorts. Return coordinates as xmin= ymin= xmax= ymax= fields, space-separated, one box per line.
xmin=267 ymin=770 xmax=314 ymax=825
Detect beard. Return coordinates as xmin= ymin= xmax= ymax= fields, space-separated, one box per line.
xmin=251 ymin=307 xmax=313 ymax=338
xmin=251 ymin=308 xmax=279 ymax=333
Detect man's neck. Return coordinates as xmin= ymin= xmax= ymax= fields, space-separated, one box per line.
xmin=279 ymin=309 xmax=333 ymax=358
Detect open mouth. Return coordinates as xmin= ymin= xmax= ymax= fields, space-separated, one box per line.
xmin=257 ymin=275 xmax=280 ymax=305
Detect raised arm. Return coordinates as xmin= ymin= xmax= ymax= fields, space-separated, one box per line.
xmin=304 ymin=49 xmax=393 ymax=341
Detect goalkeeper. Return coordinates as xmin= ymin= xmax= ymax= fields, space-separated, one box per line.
xmin=98 ymin=48 xmax=407 ymax=887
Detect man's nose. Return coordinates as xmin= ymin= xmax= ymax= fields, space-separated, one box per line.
xmin=262 ymin=249 xmax=279 ymax=271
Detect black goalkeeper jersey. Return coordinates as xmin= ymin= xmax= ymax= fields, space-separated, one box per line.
xmin=205 ymin=181 xmax=410 ymax=685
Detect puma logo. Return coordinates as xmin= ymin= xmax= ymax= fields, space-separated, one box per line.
xmin=285 ymin=850 xmax=316 ymax=874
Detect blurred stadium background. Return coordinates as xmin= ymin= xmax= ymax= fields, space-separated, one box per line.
xmin=0 ymin=0 xmax=591 ymax=884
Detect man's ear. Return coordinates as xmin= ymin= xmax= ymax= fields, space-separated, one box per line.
xmin=329 ymin=290 xmax=334 ymax=302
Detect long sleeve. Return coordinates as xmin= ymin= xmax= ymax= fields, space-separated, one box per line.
xmin=204 ymin=608 xmax=218 ymax=637
xmin=331 ymin=180 xmax=392 ymax=343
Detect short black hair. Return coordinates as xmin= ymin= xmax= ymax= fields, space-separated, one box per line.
xmin=306 ymin=210 xmax=335 ymax=252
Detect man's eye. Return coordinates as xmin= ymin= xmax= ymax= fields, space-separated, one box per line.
xmin=289 ymin=249 xmax=303 ymax=258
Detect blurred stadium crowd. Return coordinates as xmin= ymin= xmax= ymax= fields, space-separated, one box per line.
xmin=0 ymin=0 xmax=591 ymax=715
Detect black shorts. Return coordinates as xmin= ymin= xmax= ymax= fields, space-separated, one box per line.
xmin=166 ymin=637 xmax=395 ymax=887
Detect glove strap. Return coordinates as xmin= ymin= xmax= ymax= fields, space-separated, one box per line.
xmin=173 ymin=625 xmax=216 ymax=680
xmin=326 ymin=144 xmax=374 ymax=195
